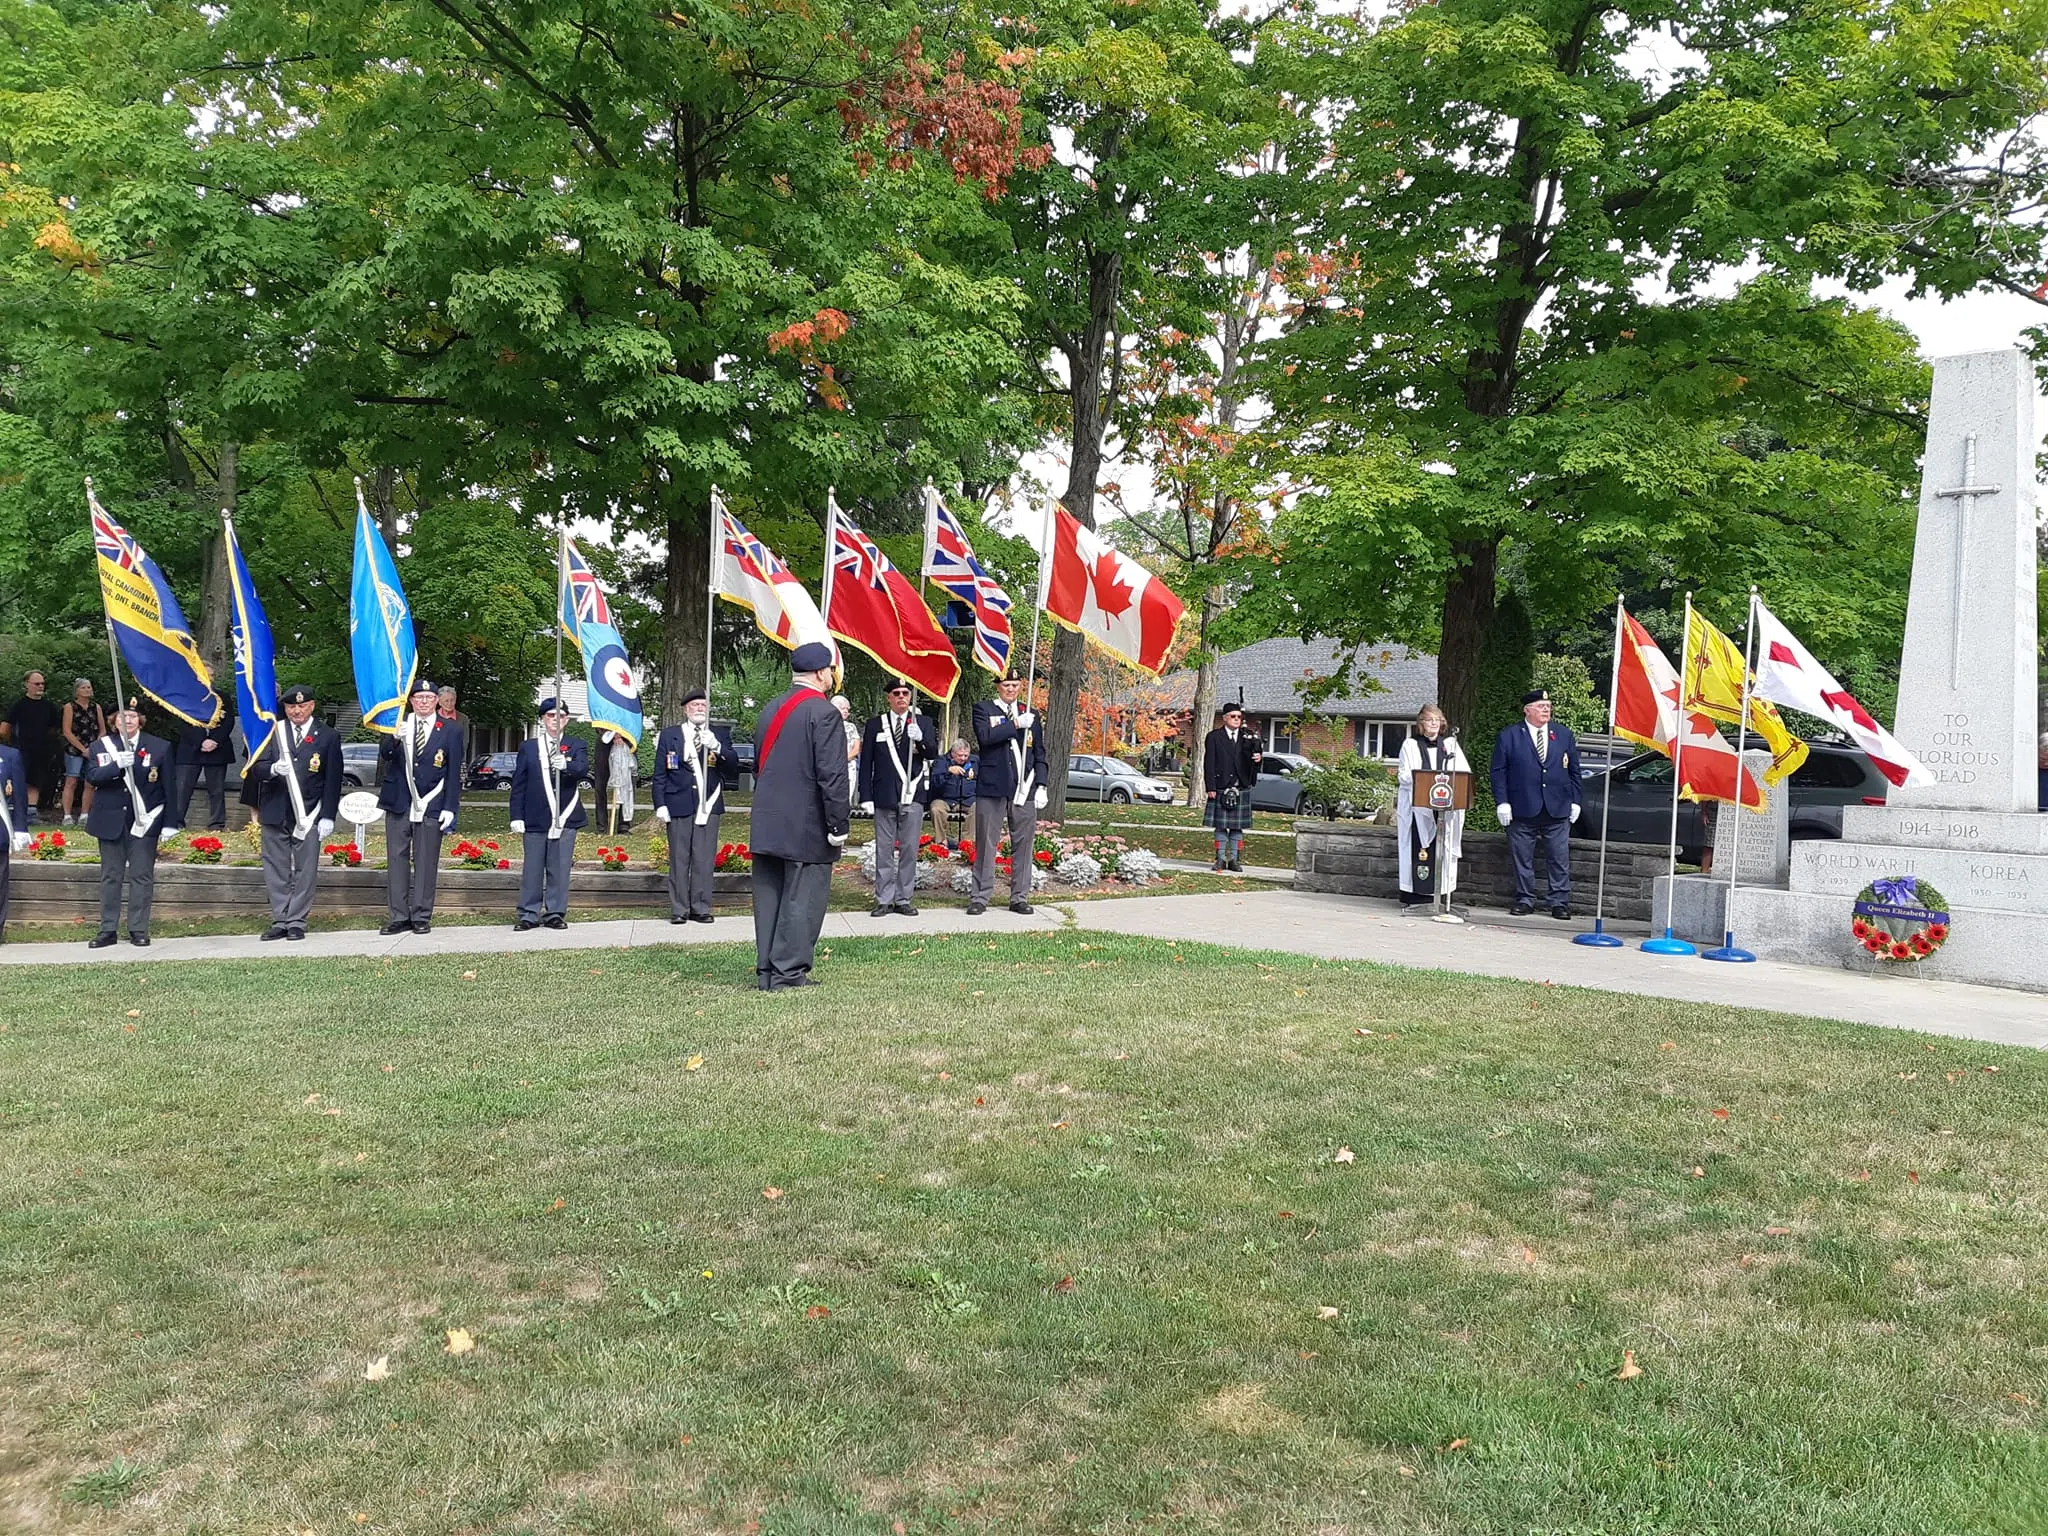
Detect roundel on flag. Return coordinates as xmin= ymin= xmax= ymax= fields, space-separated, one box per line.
xmin=591 ymin=644 xmax=640 ymax=712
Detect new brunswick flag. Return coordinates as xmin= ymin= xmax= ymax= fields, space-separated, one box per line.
xmin=1682 ymin=606 xmax=1808 ymax=784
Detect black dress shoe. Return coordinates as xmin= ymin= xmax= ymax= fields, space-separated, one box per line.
xmin=514 ymin=919 xmax=538 ymax=933
xmin=1550 ymin=905 xmax=1571 ymax=920
xmin=1009 ymin=900 xmax=1034 ymax=915
xmin=87 ymin=932 xmax=119 ymax=949
xmin=380 ymin=921 xmax=411 ymax=936
xmin=965 ymin=901 xmax=986 ymax=916
xmin=670 ymin=915 xmax=688 ymax=925
xmin=412 ymin=921 xmax=432 ymax=935
xmin=544 ymin=915 xmax=567 ymax=930
xmin=869 ymin=903 xmax=890 ymax=918
xmin=285 ymin=929 xmax=306 ymax=941
xmin=130 ymin=934 xmax=151 ymax=947
xmin=260 ymin=925 xmax=288 ymax=941
xmin=894 ymin=902 xmax=917 ymax=916
xmin=689 ymin=913 xmax=714 ymax=924
xmin=1509 ymin=901 xmax=1534 ymax=916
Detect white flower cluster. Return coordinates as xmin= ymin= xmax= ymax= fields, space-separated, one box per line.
xmin=950 ymin=865 xmax=977 ymax=895
xmin=1054 ymin=852 xmax=1102 ymax=887
xmin=855 ymin=841 xmax=878 ymax=881
xmin=1114 ymin=847 xmax=1164 ymax=886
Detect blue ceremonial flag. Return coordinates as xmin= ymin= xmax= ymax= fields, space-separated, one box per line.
xmin=88 ymin=481 xmax=223 ymax=727
xmin=223 ymin=513 xmax=282 ymax=772
xmin=558 ymin=533 xmax=642 ymax=748
xmin=349 ymin=480 xmax=417 ymax=735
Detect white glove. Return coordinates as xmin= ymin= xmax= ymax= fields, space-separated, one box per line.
xmin=438 ymin=810 xmax=455 ymax=832
xmin=270 ymin=756 xmax=291 ymax=778
xmin=510 ymin=819 xmax=526 ymax=835
xmin=1034 ymin=786 xmax=1048 ymax=810
xmin=906 ymin=720 xmax=922 ymax=743
xmin=827 ymin=831 xmax=847 ymax=847
xmin=1496 ymin=803 xmax=1512 ymax=826
xmin=158 ymin=825 xmax=179 ymax=845
xmin=859 ymin=800 xmax=874 ymax=815
xmin=655 ymin=806 xmax=671 ymax=824
xmin=316 ymin=818 xmax=335 ymax=840
xmin=1568 ymin=803 xmax=1581 ymax=824
xmin=113 ymin=750 xmax=136 ymax=769
xmin=1015 ymin=711 xmax=1035 ymax=728
xmin=10 ymin=832 xmax=28 ymax=854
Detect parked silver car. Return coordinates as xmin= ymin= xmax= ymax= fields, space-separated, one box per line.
xmin=1064 ymin=753 xmax=1175 ymax=805
xmin=340 ymin=742 xmax=384 ymax=789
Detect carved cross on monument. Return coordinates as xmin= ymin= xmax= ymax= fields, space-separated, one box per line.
xmin=1932 ymin=433 xmax=2000 ymax=687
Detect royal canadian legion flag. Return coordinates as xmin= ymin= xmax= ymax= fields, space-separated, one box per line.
xmin=1041 ymin=505 xmax=1185 ymax=676
xmin=1613 ymin=606 xmax=1765 ymax=809
xmin=1751 ymin=600 xmax=1933 ymax=790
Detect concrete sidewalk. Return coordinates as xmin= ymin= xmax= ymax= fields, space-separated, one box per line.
xmin=3 ymin=888 xmax=2039 ymax=1050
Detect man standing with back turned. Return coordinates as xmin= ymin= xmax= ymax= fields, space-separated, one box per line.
xmin=1489 ymin=687 xmax=1582 ymax=918
xmin=749 ymin=642 xmax=848 ymax=990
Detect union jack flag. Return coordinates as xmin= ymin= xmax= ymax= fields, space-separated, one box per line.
xmin=832 ymin=518 xmax=892 ymax=590
xmin=721 ymin=507 xmax=793 ymax=584
xmin=921 ymin=490 xmax=1013 ymax=675
xmin=92 ymin=504 xmax=144 ymax=572
xmin=563 ymin=540 xmax=612 ymax=627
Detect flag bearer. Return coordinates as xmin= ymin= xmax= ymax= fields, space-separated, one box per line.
xmin=82 ymin=698 xmax=179 ymax=947
xmin=859 ymin=678 xmax=939 ymax=916
xmin=244 ymin=684 xmax=344 ymax=941
xmin=377 ymin=677 xmax=463 ymax=935
xmin=510 ymin=698 xmax=588 ymax=931
xmin=969 ymin=668 xmax=1047 ymax=916
xmin=653 ymin=690 xmax=737 ymax=924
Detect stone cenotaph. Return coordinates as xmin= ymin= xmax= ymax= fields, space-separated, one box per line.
xmin=1728 ymin=348 xmax=2046 ymax=990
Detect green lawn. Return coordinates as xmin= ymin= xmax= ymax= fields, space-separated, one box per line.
xmin=3 ymin=937 xmax=2042 ymax=1534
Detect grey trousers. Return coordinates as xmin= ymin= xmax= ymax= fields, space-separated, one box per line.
xmin=872 ymin=802 xmax=922 ymax=906
xmin=665 ymin=815 xmax=719 ymax=919
xmin=752 ymin=853 xmax=832 ymax=988
xmin=518 ymin=830 xmax=575 ymax=922
xmin=972 ymin=798 xmax=1036 ymax=904
xmin=261 ymin=826 xmax=320 ymax=932
xmin=98 ymin=833 xmax=159 ymax=937
xmin=386 ymin=814 xmax=444 ymax=925
xmin=0 ymin=845 xmax=9 ymax=936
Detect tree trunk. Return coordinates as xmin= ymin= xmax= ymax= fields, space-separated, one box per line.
xmin=1184 ymin=584 xmax=1224 ymax=805
xmin=370 ymin=464 xmax=399 ymax=546
xmin=1437 ymin=536 xmax=1498 ymax=735
xmin=196 ymin=441 xmax=236 ymax=681
xmin=661 ymin=488 xmax=712 ymax=726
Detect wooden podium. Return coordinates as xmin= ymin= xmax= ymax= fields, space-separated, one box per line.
xmin=1424 ymin=768 xmax=1472 ymax=813
xmin=1421 ymin=766 xmax=1471 ymax=921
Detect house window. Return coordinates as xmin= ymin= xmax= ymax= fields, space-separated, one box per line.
xmin=1356 ymin=721 xmax=1409 ymax=760
xmin=1264 ymin=719 xmax=1300 ymax=754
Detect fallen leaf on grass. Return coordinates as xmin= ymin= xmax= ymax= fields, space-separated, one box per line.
xmin=804 ymin=1305 xmax=830 ymax=1320
xmin=461 ymin=970 xmax=477 ymax=981
xmin=1711 ymin=1108 xmax=1729 ymax=1120
xmin=1854 ymin=1169 xmax=1871 ymax=1181
xmin=1615 ymin=1350 xmax=1643 ymax=1381
xmin=1690 ymin=1166 xmax=1705 ymax=1178
xmin=381 ymin=1063 xmax=394 ymax=1073
xmin=1737 ymin=1254 xmax=1758 ymax=1268
xmin=2008 ymin=1392 xmax=2036 ymax=1406
xmin=549 ymin=1198 xmax=566 ymax=1211
xmin=1899 ymin=1072 xmax=1918 ymax=1081
xmin=323 ymin=1107 xmax=342 ymax=1117
xmin=1316 ymin=1305 xmax=1339 ymax=1320
xmin=1660 ymin=1041 xmax=1676 ymax=1050
xmin=1277 ymin=1210 xmax=1294 ymax=1219
xmin=971 ymin=989 xmax=985 ymax=997
xmin=304 ymin=1093 xmax=321 ymax=1104
xmin=1053 ymin=1275 xmax=1077 ymax=1294
xmin=1397 ymin=1465 xmax=1415 ymax=1477
xmin=1908 ymin=1170 xmax=1921 ymax=1185
xmin=684 ymin=1055 xmax=705 ymax=1072
xmin=1332 ymin=1146 xmax=1356 ymax=1164
xmin=1353 ymin=1027 xmax=1374 ymax=1036
xmin=1764 ymin=1225 xmax=1791 ymax=1236
xmin=1521 ymin=1245 xmax=1539 ymax=1265
xmin=444 ymin=1328 xmax=475 ymax=1356
xmin=1444 ymin=1437 xmax=1470 ymax=1452
xmin=762 ymin=1186 xmax=783 ymax=1201
xmin=1051 ymin=1120 xmax=1070 ymax=1130
xmin=364 ymin=1356 xmax=390 ymax=1381
xmin=125 ymin=1009 xmax=141 ymax=1018
xmin=973 ymin=1095 xmax=986 ymax=1106
xmin=938 ymin=1071 xmax=952 ymax=1081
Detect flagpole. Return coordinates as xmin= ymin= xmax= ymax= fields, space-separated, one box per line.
xmin=704 ymin=487 xmax=723 ymax=711
xmin=922 ymin=482 xmax=951 ymax=747
xmin=819 ymin=489 xmax=839 ymax=681
xmin=1573 ymin=593 xmax=1626 ymax=949
xmin=1642 ymin=593 xmax=1699 ymax=956
xmin=1703 ymin=587 xmax=1761 ymax=963
xmin=554 ymin=522 xmax=568 ymax=719
xmin=1026 ymin=498 xmax=1051 ymax=702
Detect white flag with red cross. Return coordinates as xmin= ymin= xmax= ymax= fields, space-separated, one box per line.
xmin=1751 ymin=601 xmax=1933 ymax=790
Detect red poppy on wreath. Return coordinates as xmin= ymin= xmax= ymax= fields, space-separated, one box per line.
xmin=1909 ymin=932 xmax=1932 ymax=955
xmin=1863 ymin=935 xmax=1886 ymax=954
xmin=1888 ymin=940 xmax=1911 ymax=960
xmin=1927 ymin=922 xmax=1949 ymax=941
xmin=1851 ymin=917 xmax=1870 ymax=940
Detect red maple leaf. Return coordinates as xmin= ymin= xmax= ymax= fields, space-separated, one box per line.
xmin=1090 ymin=551 xmax=1135 ymax=619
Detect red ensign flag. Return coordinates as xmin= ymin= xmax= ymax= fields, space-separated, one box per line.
xmin=825 ymin=505 xmax=961 ymax=701
xmin=1041 ymin=505 xmax=1184 ymax=676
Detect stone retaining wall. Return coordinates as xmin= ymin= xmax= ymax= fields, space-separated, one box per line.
xmin=1293 ymin=820 xmax=1666 ymax=920
xmin=8 ymin=861 xmax=749 ymax=924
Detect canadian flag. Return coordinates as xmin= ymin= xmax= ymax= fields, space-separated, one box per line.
xmin=1041 ymin=505 xmax=1185 ymax=676
xmin=1751 ymin=601 xmax=1933 ymax=790
xmin=1612 ymin=607 xmax=1764 ymax=809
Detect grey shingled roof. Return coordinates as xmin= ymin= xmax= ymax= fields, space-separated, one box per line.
xmin=1161 ymin=638 xmax=1439 ymax=719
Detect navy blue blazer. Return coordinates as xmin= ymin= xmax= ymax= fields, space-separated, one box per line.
xmin=82 ymin=731 xmax=177 ymax=839
xmin=749 ymin=685 xmax=850 ymax=864
xmin=242 ymin=720 xmax=345 ymax=829
xmin=0 ymin=743 xmax=31 ymax=840
xmin=510 ymin=734 xmax=590 ymax=831
xmin=972 ymin=700 xmax=1047 ymax=802
xmin=175 ymin=708 xmax=236 ymax=766
xmin=1489 ymin=721 xmax=1583 ymax=821
xmin=652 ymin=722 xmax=737 ymax=820
xmin=858 ymin=710 xmax=939 ymax=807
xmin=377 ymin=714 xmax=465 ymax=826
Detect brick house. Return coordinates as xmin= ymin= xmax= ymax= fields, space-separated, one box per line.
xmin=1161 ymin=637 xmax=1441 ymax=763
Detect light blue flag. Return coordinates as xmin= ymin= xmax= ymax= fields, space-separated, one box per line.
xmin=349 ymin=480 xmax=417 ymax=735
xmin=559 ymin=534 xmax=642 ymax=748
xmin=224 ymin=513 xmax=282 ymax=774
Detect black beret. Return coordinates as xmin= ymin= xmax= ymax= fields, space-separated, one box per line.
xmin=410 ymin=677 xmax=439 ymax=698
xmin=681 ymin=689 xmax=707 ymax=706
xmin=1521 ymin=688 xmax=1550 ymax=706
xmin=279 ymin=684 xmax=316 ymax=705
xmin=537 ymin=696 xmax=564 ymax=716
xmin=790 ymin=641 xmax=834 ymax=673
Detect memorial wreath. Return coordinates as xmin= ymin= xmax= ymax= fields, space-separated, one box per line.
xmin=1850 ymin=874 xmax=1950 ymax=963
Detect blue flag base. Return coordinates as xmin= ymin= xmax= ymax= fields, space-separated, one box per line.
xmin=1701 ymin=932 xmax=1757 ymax=963
xmin=1641 ymin=927 xmax=1697 ymax=956
xmin=1572 ymin=918 xmax=1624 ymax=948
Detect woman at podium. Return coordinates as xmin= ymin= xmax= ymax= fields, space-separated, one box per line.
xmin=1396 ymin=704 xmax=1469 ymax=906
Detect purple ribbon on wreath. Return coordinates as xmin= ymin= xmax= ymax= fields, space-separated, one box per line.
xmin=1870 ymin=875 xmax=1920 ymax=906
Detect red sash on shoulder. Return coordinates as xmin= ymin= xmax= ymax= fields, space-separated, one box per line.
xmin=754 ymin=689 xmax=812 ymax=777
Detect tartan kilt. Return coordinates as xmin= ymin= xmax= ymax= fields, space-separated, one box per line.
xmin=1203 ymin=791 xmax=1254 ymax=833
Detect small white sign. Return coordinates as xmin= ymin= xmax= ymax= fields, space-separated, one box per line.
xmin=339 ymin=790 xmax=381 ymax=825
